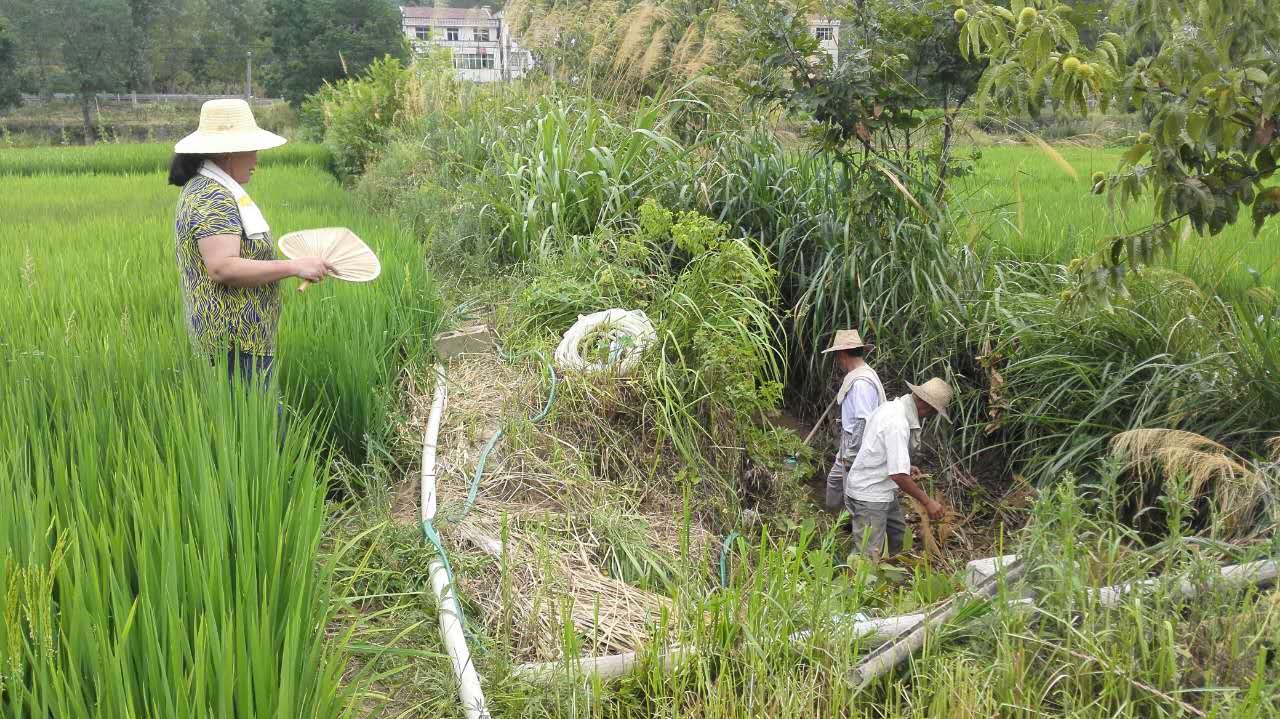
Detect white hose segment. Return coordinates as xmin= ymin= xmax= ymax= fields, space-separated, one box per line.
xmin=422 ymin=363 xmax=491 ymax=719
xmin=554 ymin=308 xmax=656 ymax=376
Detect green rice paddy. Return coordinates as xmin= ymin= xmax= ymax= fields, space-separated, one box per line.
xmin=959 ymin=144 xmax=1280 ymax=295
xmin=0 ymin=150 xmax=437 ymax=715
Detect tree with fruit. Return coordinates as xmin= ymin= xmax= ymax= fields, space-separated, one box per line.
xmin=955 ymin=0 xmax=1280 ymax=293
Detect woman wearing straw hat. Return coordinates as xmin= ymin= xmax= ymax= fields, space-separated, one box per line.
xmin=820 ymin=329 xmax=886 ymax=511
xmin=844 ymin=377 xmax=954 ymax=562
xmin=169 ymin=99 xmax=332 ymax=385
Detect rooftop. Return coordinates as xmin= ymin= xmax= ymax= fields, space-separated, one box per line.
xmin=401 ymin=6 xmax=495 ymax=23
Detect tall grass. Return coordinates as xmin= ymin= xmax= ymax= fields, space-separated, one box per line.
xmin=482 ymin=98 xmax=687 ymax=261
xmin=697 ymin=135 xmax=983 ymax=410
xmin=506 ymin=474 xmax=1279 ymax=718
xmin=0 ymin=141 xmax=332 ymax=177
xmin=357 ymin=71 xmax=1279 ymax=490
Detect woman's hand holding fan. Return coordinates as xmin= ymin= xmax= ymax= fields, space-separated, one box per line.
xmin=277 ymin=228 xmax=382 ymax=292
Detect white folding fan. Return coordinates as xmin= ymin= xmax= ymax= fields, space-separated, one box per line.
xmin=277 ymin=227 xmax=381 ymax=292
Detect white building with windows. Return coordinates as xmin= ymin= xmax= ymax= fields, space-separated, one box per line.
xmin=809 ymin=17 xmax=840 ymax=65
xmin=400 ymin=6 xmax=532 ymax=82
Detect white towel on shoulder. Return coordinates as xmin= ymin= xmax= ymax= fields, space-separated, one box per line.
xmin=198 ymin=161 xmax=270 ymax=238
xmin=836 ymin=364 xmax=886 ymax=404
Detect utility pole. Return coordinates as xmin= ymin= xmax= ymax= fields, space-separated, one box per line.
xmin=245 ymin=51 xmax=253 ymax=101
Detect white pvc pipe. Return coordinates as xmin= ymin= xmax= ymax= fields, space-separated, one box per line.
xmin=514 ymin=558 xmax=1276 ymax=684
xmin=1092 ymin=558 xmax=1276 ymax=607
xmin=422 ymin=363 xmax=491 ymax=719
xmin=512 ymin=645 xmax=692 ymax=682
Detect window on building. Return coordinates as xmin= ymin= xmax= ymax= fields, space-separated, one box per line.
xmin=446 ymin=27 xmax=460 ymax=41
xmin=815 ymin=26 xmax=834 ymax=41
xmin=453 ymin=53 xmax=495 ymax=70
xmin=474 ymin=27 xmax=490 ymax=42
xmin=415 ymin=26 xmax=430 ymax=40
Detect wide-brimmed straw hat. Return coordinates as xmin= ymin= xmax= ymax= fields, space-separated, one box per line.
xmin=821 ymin=329 xmax=875 ymax=355
xmin=174 ymin=99 xmax=287 ymax=155
xmin=908 ymin=377 xmax=953 ymax=421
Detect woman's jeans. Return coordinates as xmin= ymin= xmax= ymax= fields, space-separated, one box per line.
xmin=226 ymin=351 xmax=275 ymax=386
xmin=222 ymin=351 xmax=286 ymax=446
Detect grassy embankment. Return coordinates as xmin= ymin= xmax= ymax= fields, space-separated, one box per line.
xmin=303 ymin=64 xmax=1280 ymax=717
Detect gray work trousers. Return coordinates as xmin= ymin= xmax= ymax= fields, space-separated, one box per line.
xmin=845 ymin=496 xmax=908 ymax=562
xmin=824 ymin=420 xmax=866 ymax=509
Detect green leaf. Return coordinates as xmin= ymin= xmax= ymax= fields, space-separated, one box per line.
xmin=1162 ymin=107 xmax=1186 ymax=146
xmin=1256 ymin=149 xmax=1276 ymax=178
xmin=1186 ymin=112 xmax=1208 ymax=143
xmin=1251 ymin=186 xmax=1280 ymax=234
xmin=1245 ymin=68 xmax=1269 ymax=85
xmin=1122 ymin=142 xmax=1152 ymax=166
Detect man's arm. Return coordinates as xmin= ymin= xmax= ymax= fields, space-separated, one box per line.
xmin=890 ymin=473 xmax=945 ymax=519
xmin=883 ymin=420 xmax=945 ymax=519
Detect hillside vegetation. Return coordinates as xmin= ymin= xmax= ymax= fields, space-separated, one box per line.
xmin=299 ymin=48 xmax=1280 ymax=716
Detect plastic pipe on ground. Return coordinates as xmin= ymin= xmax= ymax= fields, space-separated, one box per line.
xmin=512 ymin=645 xmax=693 ymax=683
xmin=511 ymin=557 xmax=1275 ymax=686
xmin=422 ymin=363 xmax=491 ymax=719
xmin=1093 ymin=558 xmax=1276 ymax=607
xmin=847 ymin=557 xmax=1027 ymax=690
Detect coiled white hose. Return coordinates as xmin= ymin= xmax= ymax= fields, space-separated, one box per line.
xmin=554 ymin=308 xmax=656 ymax=376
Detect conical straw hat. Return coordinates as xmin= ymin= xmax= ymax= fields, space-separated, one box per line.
xmin=821 ymin=329 xmax=875 ymax=354
xmin=278 ymin=227 xmax=381 ymax=292
xmin=908 ymin=377 xmax=953 ymax=421
xmin=175 ymin=99 xmax=287 ymax=155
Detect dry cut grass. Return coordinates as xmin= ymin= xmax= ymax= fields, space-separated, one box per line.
xmin=396 ymin=351 xmax=710 ymax=662
xmin=1111 ymin=428 xmax=1279 ymax=537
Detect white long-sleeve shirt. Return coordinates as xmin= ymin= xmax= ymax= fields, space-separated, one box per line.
xmin=840 ymin=378 xmax=883 ymax=433
xmin=845 ymin=395 xmax=921 ymax=501
xmin=836 ymin=364 xmax=886 ymax=434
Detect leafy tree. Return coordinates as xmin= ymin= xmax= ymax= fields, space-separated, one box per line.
xmin=958 ymin=0 xmax=1280 ymax=295
xmin=55 ymin=0 xmax=134 ymax=142
xmin=0 ymin=15 xmax=20 ymax=110
xmin=264 ymin=0 xmax=409 ymax=105
xmin=735 ymin=0 xmax=984 ymax=191
xmin=125 ymin=0 xmax=173 ymax=89
xmin=0 ymin=0 xmax=65 ymax=95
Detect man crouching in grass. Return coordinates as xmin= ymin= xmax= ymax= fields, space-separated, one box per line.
xmin=844 ymin=378 xmax=954 ymax=562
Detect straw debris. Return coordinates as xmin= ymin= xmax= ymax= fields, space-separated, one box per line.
xmin=1111 ymin=429 xmax=1277 ymax=536
xmin=398 ymin=352 xmax=708 ymax=661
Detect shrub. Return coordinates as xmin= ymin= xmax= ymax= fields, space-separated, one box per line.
xmin=304 ymin=56 xmax=416 ymax=180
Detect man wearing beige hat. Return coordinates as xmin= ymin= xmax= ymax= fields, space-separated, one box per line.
xmin=844 ymin=377 xmax=953 ymax=562
xmin=820 ymin=330 xmax=886 ymax=510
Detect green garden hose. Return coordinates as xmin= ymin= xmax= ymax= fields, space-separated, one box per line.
xmin=457 ymin=349 xmax=558 ymax=521
xmin=718 ymin=530 xmax=741 ymax=588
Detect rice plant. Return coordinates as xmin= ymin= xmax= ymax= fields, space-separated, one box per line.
xmin=0 ymin=160 xmax=439 ymax=713
xmin=1 ymin=165 xmax=439 ymax=462
xmin=0 ymin=361 xmax=352 ymax=717
xmin=956 ymin=144 xmax=1280 ymax=297
xmin=0 ymin=141 xmax=332 ymax=177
